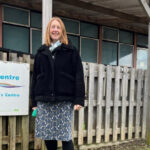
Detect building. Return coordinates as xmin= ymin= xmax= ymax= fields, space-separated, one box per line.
xmin=0 ymin=0 xmax=148 ymax=69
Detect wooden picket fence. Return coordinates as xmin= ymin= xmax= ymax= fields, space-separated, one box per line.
xmin=0 ymin=50 xmax=148 ymax=150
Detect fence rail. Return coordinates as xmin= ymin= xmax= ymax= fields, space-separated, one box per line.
xmin=0 ymin=51 xmax=148 ymax=150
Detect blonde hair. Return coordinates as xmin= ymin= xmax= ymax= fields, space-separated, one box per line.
xmin=45 ymin=17 xmax=68 ymax=46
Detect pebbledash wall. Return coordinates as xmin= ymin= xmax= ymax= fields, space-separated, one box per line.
xmin=0 ymin=4 xmax=148 ymax=69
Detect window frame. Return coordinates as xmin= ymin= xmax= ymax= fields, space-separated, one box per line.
xmin=61 ymin=17 xmax=99 ymax=63
xmin=30 ymin=28 xmax=42 ymax=54
xmin=61 ymin=17 xmax=80 ymax=36
xmin=2 ymin=4 xmax=42 ymax=55
xmin=2 ymin=5 xmax=30 ymax=27
xmin=102 ymin=26 xmax=119 ymax=42
xmin=2 ymin=23 xmax=30 ymax=53
xmin=80 ymin=36 xmax=99 ymax=63
xmin=102 ymin=26 xmax=134 ymax=67
xmin=80 ymin=21 xmax=99 ymax=39
xmin=30 ymin=11 xmax=42 ymax=29
xmin=102 ymin=40 xmax=118 ymax=66
xmin=118 ymin=43 xmax=134 ymax=67
xmin=136 ymin=47 xmax=148 ymax=70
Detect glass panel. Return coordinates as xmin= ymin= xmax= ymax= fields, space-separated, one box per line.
xmin=80 ymin=22 xmax=99 ymax=38
xmin=119 ymin=30 xmax=133 ymax=44
xmin=62 ymin=18 xmax=79 ymax=34
xmin=67 ymin=35 xmax=79 ymax=50
xmin=31 ymin=11 xmax=42 ymax=28
xmin=137 ymin=34 xmax=148 ymax=48
xmin=102 ymin=41 xmax=117 ymax=65
xmin=119 ymin=44 xmax=133 ymax=67
xmin=103 ymin=26 xmax=118 ymax=41
xmin=137 ymin=47 xmax=148 ymax=70
xmin=81 ymin=38 xmax=98 ymax=63
xmin=32 ymin=30 xmax=42 ymax=55
xmin=3 ymin=6 xmax=29 ymax=25
xmin=3 ymin=24 xmax=29 ymax=53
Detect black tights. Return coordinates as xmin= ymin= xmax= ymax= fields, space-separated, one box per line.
xmin=45 ymin=140 xmax=74 ymax=150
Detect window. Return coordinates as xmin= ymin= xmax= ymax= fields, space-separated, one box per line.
xmin=136 ymin=34 xmax=148 ymax=69
xmin=102 ymin=26 xmax=134 ymax=67
xmin=67 ymin=35 xmax=79 ymax=50
xmin=102 ymin=41 xmax=117 ymax=65
xmin=3 ymin=24 xmax=29 ymax=53
xmin=62 ymin=17 xmax=99 ymax=63
xmin=119 ymin=44 xmax=133 ymax=67
xmin=137 ymin=34 xmax=148 ymax=48
xmin=103 ymin=27 xmax=118 ymax=41
xmin=119 ymin=30 xmax=133 ymax=45
xmin=31 ymin=30 xmax=42 ymax=55
xmin=3 ymin=6 xmax=29 ymax=26
xmin=2 ymin=5 xmax=42 ymax=55
xmin=62 ymin=18 xmax=79 ymax=34
xmin=31 ymin=11 xmax=42 ymax=28
xmin=81 ymin=38 xmax=98 ymax=63
xmin=136 ymin=48 xmax=148 ymax=70
xmin=80 ymin=22 xmax=99 ymax=38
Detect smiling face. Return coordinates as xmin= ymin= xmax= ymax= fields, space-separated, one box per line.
xmin=50 ymin=20 xmax=62 ymax=43
xmin=45 ymin=17 xmax=68 ymax=46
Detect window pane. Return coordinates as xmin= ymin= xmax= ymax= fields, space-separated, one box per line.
xmin=80 ymin=22 xmax=99 ymax=38
xmin=62 ymin=18 xmax=79 ymax=34
xmin=103 ymin=26 xmax=118 ymax=41
xmin=3 ymin=6 xmax=29 ymax=25
xmin=81 ymin=38 xmax=98 ymax=63
xmin=137 ymin=34 xmax=148 ymax=48
xmin=119 ymin=44 xmax=133 ymax=67
xmin=68 ymin=35 xmax=79 ymax=50
xmin=3 ymin=24 xmax=29 ymax=53
xmin=32 ymin=30 xmax=42 ymax=55
xmin=137 ymin=48 xmax=148 ymax=70
xmin=31 ymin=11 xmax=42 ymax=28
xmin=119 ymin=30 xmax=133 ymax=44
xmin=102 ymin=41 xmax=117 ymax=65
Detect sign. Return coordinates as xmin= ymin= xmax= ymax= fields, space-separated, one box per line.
xmin=0 ymin=61 xmax=30 ymax=116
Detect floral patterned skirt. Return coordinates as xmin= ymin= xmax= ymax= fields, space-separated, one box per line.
xmin=35 ymin=101 xmax=74 ymax=141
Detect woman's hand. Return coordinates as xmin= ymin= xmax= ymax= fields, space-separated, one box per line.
xmin=74 ymin=105 xmax=82 ymax=111
xmin=32 ymin=107 xmax=37 ymax=110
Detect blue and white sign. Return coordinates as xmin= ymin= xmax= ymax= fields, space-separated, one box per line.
xmin=0 ymin=61 xmax=30 ymax=116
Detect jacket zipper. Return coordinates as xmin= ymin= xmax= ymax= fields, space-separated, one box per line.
xmin=51 ymin=53 xmax=55 ymax=96
xmin=46 ymin=51 xmax=55 ymax=97
xmin=41 ymin=46 xmax=59 ymax=97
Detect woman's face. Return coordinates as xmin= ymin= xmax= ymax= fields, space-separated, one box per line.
xmin=50 ymin=20 xmax=62 ymax=43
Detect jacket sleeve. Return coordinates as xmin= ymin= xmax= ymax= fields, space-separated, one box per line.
xmin=73 ymin=49 xmax=85 ymax=106
xmin=31 ymin=54 xmax=38 ymax=107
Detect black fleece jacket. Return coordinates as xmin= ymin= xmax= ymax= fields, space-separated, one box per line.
xmin=31 ymin=43 xmax=85 ymax=107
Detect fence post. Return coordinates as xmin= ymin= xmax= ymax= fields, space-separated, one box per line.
xmin=21 ymin=54 xmax=30 ymax=150
xmin=0 ymin=52 xmax=7 ymax=150
xmin=8 ymin=53 xmax=18 ymax=150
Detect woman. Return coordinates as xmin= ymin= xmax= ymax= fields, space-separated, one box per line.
xmin=31 ymin=17 xmax=85 ymax=150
